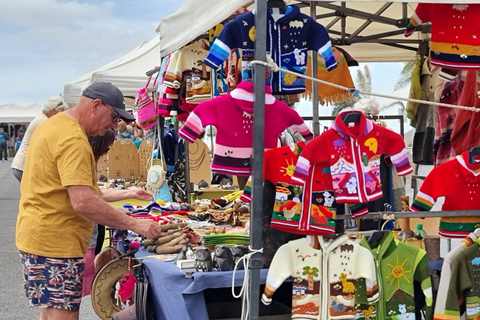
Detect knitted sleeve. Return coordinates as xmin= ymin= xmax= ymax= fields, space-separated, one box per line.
xmin=292 ymin=136 xmax=328 ymax=184
xmin=204 ymin=17 xmax=244 ymax=69
xmin=262 ymin=242 xmax=294 ymax=305
xmin=405 ymin=3 xmax=432 ymax=37
xmin=162 ymin=50 xmax=182 ymax=89
xmin=444 ymin=250 xmax=471 ymax=318
xmin=410 ymin=164 xmax=447 ymax=212
xmin=382 ymin=129 xmax=413 ymax=176
xmin=178 ymin=99 xmax=219 ymax=143
xmin=307 ymin=17 xmax=337 ymax=71
xmin=354 ymin=245 xmax=379 ymax=303
xmin=413 ymin=249 xmax=433 ymax=320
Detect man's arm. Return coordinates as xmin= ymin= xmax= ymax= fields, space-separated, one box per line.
xmin=67 ymin=185 xmax=161 ymax=239
xmin=99 ymin=188 xmax=153 ymax=202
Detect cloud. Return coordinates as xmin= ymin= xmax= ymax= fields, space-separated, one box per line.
xmin=0 ymin=0 xmax=184 ymax=104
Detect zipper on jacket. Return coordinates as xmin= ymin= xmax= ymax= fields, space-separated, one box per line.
xmin=375 ymin=257 xmax=384 ymax=319
xmin=321 ymin=242 xmax=329 ymax=319
xmin=299 ymin=168 xmax=314 ymax=231
xmin=350 ymin=137 xmax=368 ymax=202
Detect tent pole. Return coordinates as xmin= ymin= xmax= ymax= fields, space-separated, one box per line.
xmin=250 ymin=0 xmax=267 ymax=319
xmin=310 ymin=2 xmax=320 ymax=137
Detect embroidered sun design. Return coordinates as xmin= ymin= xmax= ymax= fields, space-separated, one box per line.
xmin=385 ymin=254 xmax=411 ymax=288
xmin=281 ymin=159 xmax=296 ymax=177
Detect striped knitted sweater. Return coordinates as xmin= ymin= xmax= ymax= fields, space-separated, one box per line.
xmin=178 ymin=81 xmax=312 ymax=176
xmin=292 ymin=110 xmax=412 ymax=204
xmin=410 ymin=151 xmax=480 ymax=238
xmin=203 ymin=5 xmax=336 ymax=94
xmin=405 ymin=4 xmax=480 ymax=69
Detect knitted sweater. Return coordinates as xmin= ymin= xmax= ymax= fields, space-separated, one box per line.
xmin=405 ymin=4 xmax=480 ymax=69
xmin=293 ymin=110 xmax=412 ymax=204
xmin=178 ymin=81 xmax=312 ymax=176
xmin=434 ymin=232 xmax=477 ymax=320
xmin=444 ymin=239 xmax=480 ymax=319
xmin=262 ymin=235 xmax=378 ymax=320
xmin=359 ymin=232 xmax=433 ymax=320
xmin=410 ymin=150 xmax=480 ymax=238
xmin=204 ymin=5 xmax=337 ymax=94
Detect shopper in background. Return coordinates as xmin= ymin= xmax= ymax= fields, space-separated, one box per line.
xmin=11 ymin=96 xmax=68 ymax=182
xmin=117 ymin=120 xmax=134 ymax=141
xmin=16 ymin=82 xmax=161 ymax=320
xmin=134 ymin=127 xmax=145 ymax=148
xmin=0 ymin=127 xmax=8 ymax=161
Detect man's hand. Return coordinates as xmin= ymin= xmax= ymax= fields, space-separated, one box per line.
xmin=129 ymin=188 xmax=154 ymax=201
xmin=132 ymin=219 xmax=162 ymax=239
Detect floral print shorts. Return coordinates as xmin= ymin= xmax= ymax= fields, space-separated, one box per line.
xmin=19 ymin=251 xmax=84 ymax=311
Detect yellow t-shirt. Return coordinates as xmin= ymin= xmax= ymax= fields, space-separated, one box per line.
xmin=16 ymin=113 xmax=97 ymax=258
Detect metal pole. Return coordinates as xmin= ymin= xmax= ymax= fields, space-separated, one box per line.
xmin=249 ymin=0 xmax=267 ymax=319
xmin=310 ymin=2 xmax=320 ymax=137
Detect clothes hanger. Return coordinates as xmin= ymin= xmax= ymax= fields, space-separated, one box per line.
xmin=470 ymin=145 xmax=480 ymax=156
xmin=368 ymin=230 xmax=390 ymax=247
xmin=343 ymin=111 xmax=361 ymax=124
xmin=267 ymin=0 xmax=287 ymax=10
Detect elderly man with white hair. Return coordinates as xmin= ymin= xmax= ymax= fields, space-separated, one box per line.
xmin=11 ymin=96 xmax=68 ymax=182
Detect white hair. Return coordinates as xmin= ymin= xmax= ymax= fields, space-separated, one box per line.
xmin=43 ymin=96 xmax=68 ymax=113
xmin=353 ymin=98 xmax=379 ymax=115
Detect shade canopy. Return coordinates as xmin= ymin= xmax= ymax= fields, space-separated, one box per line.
xmin=0 ymin=103 xmax=43 ymax=123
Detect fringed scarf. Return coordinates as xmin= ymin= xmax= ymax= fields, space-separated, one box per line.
xmin=303 ymin=47 xmax=355 ymax=106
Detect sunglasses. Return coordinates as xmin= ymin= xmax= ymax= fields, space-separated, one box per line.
xmin=102 ymin=104 xmax=121 ymax=122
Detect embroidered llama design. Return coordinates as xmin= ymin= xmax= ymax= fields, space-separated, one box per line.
xmin=339 ymin=273 xmax=355 ymax=294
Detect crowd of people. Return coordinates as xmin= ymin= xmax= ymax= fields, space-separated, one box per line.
xmin=13 ymin=82 xmax=162 ymax=320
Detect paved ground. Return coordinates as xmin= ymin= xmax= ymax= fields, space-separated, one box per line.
xmin=0 ymin=158 xmax=100 ymax=319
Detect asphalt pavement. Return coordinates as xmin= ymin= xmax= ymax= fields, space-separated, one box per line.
xmin=0 ymin=158 xmax=100 ymax=319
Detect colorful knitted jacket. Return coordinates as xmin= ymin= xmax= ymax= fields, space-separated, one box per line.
xmin=262 ymin=235 xmax=378 ymax=320
xmin=444 ymin=239 xmax=480 ymax=319
xmin=178 ymin=81 xmax=312 ymax=176
xmin=405 ymin=3 xmax=480 ymax=69
xmin=410 ymin=150 xmax=480 ymax=238
xmin=203 ymin=5 xmax=336 ymax=94
xmin=292 ymin=110 xmax=412 ymax=205
xmin=359 ymin=232 xmax=433 ymax=320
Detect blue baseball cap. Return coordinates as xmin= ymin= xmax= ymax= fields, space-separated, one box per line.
xmin=83 ymin=82 xmax=136 ymax=122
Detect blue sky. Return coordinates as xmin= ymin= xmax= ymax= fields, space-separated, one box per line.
xmin=0 ymin=0 xmax=183 ymax=104
xmin=0 ymin=0 xmax=411 ymax=133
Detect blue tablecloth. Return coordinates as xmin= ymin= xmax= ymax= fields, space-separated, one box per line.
xmin=136 ymin=248 xmax=268 ymax=320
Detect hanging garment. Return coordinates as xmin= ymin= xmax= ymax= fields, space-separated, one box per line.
xmin=412 ymin=60 xmax=441 ymax=165
xmin=203 ymin=5 xmax=336 ymax=94
xmin=444 ymin=238 xmax=480 ymax=319
xmin=292 ymin=110 xmax=412 ymax=204
xmin=410 ymin=150 xmax=480 ymax=238
xmin=433 ymin=72 xmax=464 ymax=166
xmin=262 ymin=235 xmax=378 ymax=320
xmin=178 ymin=81 xmax=313 ymax=176
xmin=406 ymin=59 xmax=422 ymax=127
xmin=450 ymin=70 xmax=480 ymax=155
xmin=405 ymin=4 xmax=480 ymax=69
xmin=303 ymin=48 xmax=355 ymax=106
xmin=359 ymin=232 xmax=433 ymax=320
xmin=434 ymin=232 xmax=477 ymax=320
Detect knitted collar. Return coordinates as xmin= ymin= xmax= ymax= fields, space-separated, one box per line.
xmin=360 ymin=231 xmax=396 ymax=260
xmin=331 ymin=110 xmax=374 ymax=140
xmin=456 ymin=151 xmax=480 ymax=181
xmin=230 ymin=81 xmax=276 ymax=115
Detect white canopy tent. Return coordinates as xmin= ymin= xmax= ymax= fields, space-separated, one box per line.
xmin=63 ymin=37 xmax=160 ymax=105
xmin=0 ymin=103 xmax=43 ymax=123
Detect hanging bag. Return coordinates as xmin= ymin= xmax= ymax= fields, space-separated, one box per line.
xmin=134 ymin=74 xmax=158 ymax=130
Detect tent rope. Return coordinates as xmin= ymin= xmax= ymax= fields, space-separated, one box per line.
xmin=251 ymin=56 xmax=480 ymax=112
xmin=231 ymin=246 xmax=264 ymax=320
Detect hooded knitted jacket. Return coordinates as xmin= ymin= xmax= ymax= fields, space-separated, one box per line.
xmin=405 ymin=4 xmax=480 ymax=69
xmin=293 ymin=110 xmax=412 ymax=205
xmin=203 ymin=5 xmax=337 ymax=94
xmin=444 ymin=239 xmax=480 ymax=319
xmin=262 ymin=235 xmax=378 ymax=320
xmin=178 ymin=81 xmax=312 ymax=176
xmin=410 ymin=150 xmax=480 ymax=238
xmin=359 ymin=232 xmax=433 ymax=320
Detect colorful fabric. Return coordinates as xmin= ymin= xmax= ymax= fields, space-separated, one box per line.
xmin=434 ymin=232 xmax=478 ymax=320
xmin=292 ymin=110 xmax=412 ymax=204
xmin=303 ymin=48 xmax=354 ymax=106
xmin=359 ymin=233 xmax=433 ymax=320
xmin=263 ymin=235 xmax=378 ymax=320
xmin=406 ymin=59 xmax=422 ymax=128
xmin=203 ymin=5 xmax=337 ymax=94
xmin=405 ymin=4 xmax=480 ymax=69
xmin=16 ymin=113 xmax=97 ymax=258
xmin=410 ymin=150 xmax=480 ymax=238
xmin=178 ymin=81 xmax=312 ymax=176
xmin=451 ymin=70 xmax=480 ymax=155
xmin=445 ymin=239 xmax=480 ymax=319
xmin=20 ymin=251 xmax=84 ymax=311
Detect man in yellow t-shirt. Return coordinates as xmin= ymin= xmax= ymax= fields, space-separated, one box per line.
xmin=16 ymin=82 xmax=162 ymax=320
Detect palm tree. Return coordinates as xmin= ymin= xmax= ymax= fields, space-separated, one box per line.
xmin=394 ymin=61 xmax=415 ymax=91
xmin=331 ymin=65 xmax=372 ymax=116
xmin=302 ymin=266 xmax=319 ymax=290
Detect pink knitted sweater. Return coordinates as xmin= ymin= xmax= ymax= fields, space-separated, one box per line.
xmin=179 ymin=81 xmax=313 ymax=175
